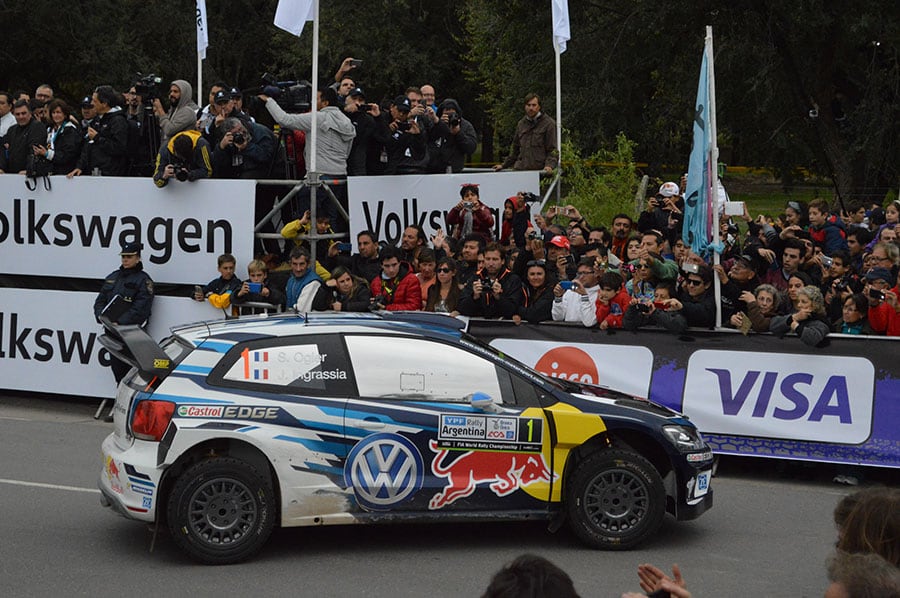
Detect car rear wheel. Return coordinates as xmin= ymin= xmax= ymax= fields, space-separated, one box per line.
xmin=167 ymin=457 xmax=275 ymax=565
xmin=566 ymin=449 xmax=665 ymax=550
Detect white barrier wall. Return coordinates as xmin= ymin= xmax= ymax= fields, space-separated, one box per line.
xmin=348 ymin=171 xmax=539 ymax=247
xmin=0 ymin=288 xmax=223 ymax=396
xmin=0 ymin=176 xmax=256 ymax=284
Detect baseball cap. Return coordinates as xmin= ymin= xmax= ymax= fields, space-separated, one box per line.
xmin=214 ymin=90 xmax=230 ymax=104
xmin=81 ymin=96 xmax=93 ymax=108
xmin=120 ymin=242 xmax=143 ymax=256
xmin=348 ymin=87 xmax=366 ymax=99
xmin=659 ymin=182 xmax=680 ymax=197
xmin=548 ymin=235 xmax=571 ymax=250
xmin=865 ymin=267 xmax=892 ymax=283
xmin=393 ymin=96 xmax=411 ymax=112
xmin=229 ymin=87 xmax=242 ymax=99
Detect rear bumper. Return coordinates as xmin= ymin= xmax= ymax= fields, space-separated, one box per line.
xmin=98 ymin=433 xmax=161 ymax=523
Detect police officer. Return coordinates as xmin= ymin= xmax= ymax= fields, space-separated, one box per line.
xmin=93 ymin=242 xmax=154 ymax=383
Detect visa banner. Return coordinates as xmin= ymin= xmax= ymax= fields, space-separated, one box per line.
xmin=470 ymin=322 xmax=898 ymax=468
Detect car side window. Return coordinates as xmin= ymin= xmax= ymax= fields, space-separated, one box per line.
xmin=210 ymin=334 xmax=356 ymax=396
xmin=346 ymin=335 xmax=503 ymax=402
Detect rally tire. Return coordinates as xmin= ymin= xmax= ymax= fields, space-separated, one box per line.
xmin=565 ymin=449 xmax=666 ymax=550
xmin=167 ymin=457 xmax=275 ymax=565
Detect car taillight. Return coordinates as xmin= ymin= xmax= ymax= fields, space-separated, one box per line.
xmin=131 ymin=400 xmax=175 ymax=441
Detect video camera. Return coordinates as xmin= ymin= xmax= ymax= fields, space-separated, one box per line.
xmin=259 ymin=73 xmax=312 ymax=113
xmin=133 ymin=73 xmax=163 ymax=104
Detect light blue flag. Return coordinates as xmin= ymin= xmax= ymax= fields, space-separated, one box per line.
xmin=683 ymin=44 xmax=721 ymax=258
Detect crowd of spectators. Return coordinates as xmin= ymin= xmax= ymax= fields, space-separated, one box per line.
xmin=4 ymin=72 xmax=898 ymax=340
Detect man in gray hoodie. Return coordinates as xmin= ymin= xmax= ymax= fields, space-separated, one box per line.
xmin=153 ymin=80 xmax=199 ymax=144
xmin=260 ymin=86 xmax=356 ymax=228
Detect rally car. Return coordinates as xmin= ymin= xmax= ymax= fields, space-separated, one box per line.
xmin=97 ymin=312 xmax=713 ymax=564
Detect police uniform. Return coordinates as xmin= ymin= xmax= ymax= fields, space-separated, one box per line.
xmin=94 ymin=242 xmax=154 ymax=382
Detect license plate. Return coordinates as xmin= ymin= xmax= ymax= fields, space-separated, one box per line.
xmin=695 ymin=470 xmax=711 ymax=497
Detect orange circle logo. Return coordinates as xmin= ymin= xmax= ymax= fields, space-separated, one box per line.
xmin=534 ymin=346 xmax=599 ymax=385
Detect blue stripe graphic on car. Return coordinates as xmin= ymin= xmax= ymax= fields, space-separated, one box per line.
xmin=274 ymin=435 xmax=346 ymax=455
xmin=152 ymin=394 xmax=234 ymax=405
xmin=175 ymin=365 xmax=213 ymax=374
xmin=127 ymin=476 xmax=155 ymax=487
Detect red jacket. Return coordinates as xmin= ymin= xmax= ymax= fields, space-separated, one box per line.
xmin=595 ymin=287 xmax=631 ymax=328
xmin=370 ymin=263 xmax=422 ymax=311
xmin=868 ymin=286 xmax=900 ymax=336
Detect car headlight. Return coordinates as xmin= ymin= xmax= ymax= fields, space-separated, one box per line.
xmin=662 ymin=425 xmax=707 ymax=452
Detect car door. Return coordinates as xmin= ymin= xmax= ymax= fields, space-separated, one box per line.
xmin=340 ymin=333 xmax=554 ymax=515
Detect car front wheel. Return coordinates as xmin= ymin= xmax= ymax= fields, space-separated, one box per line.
xmin=167 ymin=457 xmax=275 ymax=564
xmin=566 ymin=449 xmax=665 ymax=550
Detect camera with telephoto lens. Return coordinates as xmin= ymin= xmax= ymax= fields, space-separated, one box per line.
xmin=448 ymin=113 xmax=461 ymax=127
xmin=368 ymin=296 xmax=386 ymax=311
xmin=231 ymin=132 xmax=246 ymax=146
xmin=258 ymin=72 xmax=312 ymax=113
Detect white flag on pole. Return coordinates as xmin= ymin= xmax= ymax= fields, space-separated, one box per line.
xmin=552 ymin=0 xmax=570 ymax=53
xmin=274 ymin=0 xmax=315 ymax=37
xmin=196 ymin=0 xmax=209 ymax=59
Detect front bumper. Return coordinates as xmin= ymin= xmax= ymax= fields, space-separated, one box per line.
xmin=677 ymin=488 xmax=713 ymax=521
xmin=97 ymin=432 xmax=162 ymax=523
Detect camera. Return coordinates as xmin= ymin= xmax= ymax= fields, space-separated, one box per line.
xmin=357 ymin=103 xmax=371 ymax=113
xmin=175 ymin=168 xmax=189 ymax=182
xmin=258 ymin=72 xmax=312 ymax=113
xmin=231 ymin=132 xmax=246 ymax=145
xmin=821 ymin=255 xmax=834 ymax=268
xmin=479 ymin=277 xmax=493 ymax=293
xmin=133 ymin=72 xmax=162 ymax=103
xmin=463 ymin=201 xmax=474 ymax=210
xmin=521 ymin=192 xmax=540 ymax=203
xmin=636 ymin=302 xmax=652 ymax=314
xmin=868 ymin=288 xmax=885 ymax=301
xmin=448 ymin=114 xmax=461 ymax=127
xmin=526 ymin=230 xmax=539 ymax=241
xmin=682 ymin=263 xmax=700 ymax=275
xmin=834 ymin=277 xmax=851 ymax=292
xmin=563 ymin=254 xmax=576 ymax=266
xmin=368 ymin=297 xmax=386 ymax=311
xmin=396 ymin=121 xmax=412 ymax=132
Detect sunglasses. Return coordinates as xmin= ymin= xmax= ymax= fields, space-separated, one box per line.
xmin=683 ymin=278 xmax=704 ymax=287
xmin=526 ymin=260 xmax=546 ymax=267
xmin=634 ymin=264 xmax=650 ymax=270
xmin=436 ymin=267 xmax=453 ymax=273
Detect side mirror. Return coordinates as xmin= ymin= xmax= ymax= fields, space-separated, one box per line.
xmin=469 ymin=391 xmax=502 ymax=414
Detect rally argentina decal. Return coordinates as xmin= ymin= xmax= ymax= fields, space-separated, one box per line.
xmin=437 ymin=414 xmax=543 ymax=452
xmin=343 ymin=433 xmax=424 ymax=511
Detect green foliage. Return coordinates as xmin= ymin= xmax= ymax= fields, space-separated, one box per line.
xmin=556 ymin=132 xmax=639 ymax=227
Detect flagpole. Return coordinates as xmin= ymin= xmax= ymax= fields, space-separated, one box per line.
xmin=309 ymin=0 xmax=319 ymax=176
xmin=197 ymin=54 xmax=202 ymax=105
xmin=554 ymin=40 xmax=562 ymax=206
xmin=706 ymin=25 xmax=722 ymax=328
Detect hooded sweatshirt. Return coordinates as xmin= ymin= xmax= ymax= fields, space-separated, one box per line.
xmin=159 ymin=80 xmax=200 ymax=142
xmin=265 ymin=99 xmax=356 ymax=175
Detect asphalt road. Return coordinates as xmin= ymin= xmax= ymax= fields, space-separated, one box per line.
xmin=0 ymin=394 xmax=890 ymax=598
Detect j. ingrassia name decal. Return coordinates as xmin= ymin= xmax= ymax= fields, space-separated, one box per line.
xmin=437 ymin=414 xmax=543 ymax=452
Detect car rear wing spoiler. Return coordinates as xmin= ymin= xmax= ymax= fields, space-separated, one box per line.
xmin=97 ymin=316 xmax=174 ymax=380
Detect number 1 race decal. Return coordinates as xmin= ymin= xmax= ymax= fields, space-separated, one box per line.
xmin=436 ymin=415 xmax=543 ymax=452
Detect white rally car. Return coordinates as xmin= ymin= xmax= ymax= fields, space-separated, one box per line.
xmin=98 ymin=312 xmax=713 ymax=564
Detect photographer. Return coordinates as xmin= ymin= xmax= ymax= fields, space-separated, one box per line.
xmin=458 ymin=243 xmax=522 ymax=319
xmin=865 ymin=267 xmax=900 ymax=336
xmin=426 ymin=98 xmax=477 ymax=173
xmin=638 ymin=182 xmax=684 ymax=235
xmin=68 ymin=85 xmax=129 ymax=177
xmin=152 ymin=130 xmax=212 ymax=188
xmin=153 ymin=80 xmax=199 ymax=144
xmin=210 ymin=117 xmax=275 ymax=179
xmin=342 ymin=87 xmax=376 ymax=176
xmin=446 ymin=183 xmax=494 ymax=244
xmin=376 ymin=96 xmax=428 ymax=175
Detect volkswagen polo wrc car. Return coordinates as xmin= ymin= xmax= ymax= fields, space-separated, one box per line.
xmin=98 ymin=312 xmax=713 ymax=564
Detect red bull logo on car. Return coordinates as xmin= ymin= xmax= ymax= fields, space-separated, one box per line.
xmin=428 ymin=440 xmax=556 ymax=509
